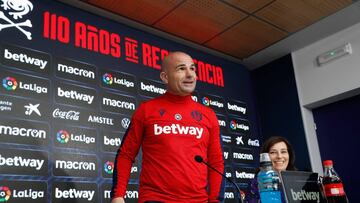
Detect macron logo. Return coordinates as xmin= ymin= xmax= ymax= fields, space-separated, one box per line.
xmin=154 ymin=124 xmax=203 ymax=139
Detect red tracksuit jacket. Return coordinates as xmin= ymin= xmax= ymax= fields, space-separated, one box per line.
xmin=112 ymin=92 xmax=224 ymax=202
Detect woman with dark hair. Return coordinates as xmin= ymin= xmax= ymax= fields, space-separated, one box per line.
xmin=245 ymin=136 xmax=296 ymax=203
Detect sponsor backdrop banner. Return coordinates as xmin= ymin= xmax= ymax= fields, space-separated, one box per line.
xmin=0 ymin=0 xmax=259 ymax=202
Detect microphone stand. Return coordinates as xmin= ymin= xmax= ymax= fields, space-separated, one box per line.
xmin=195 ymin=156 xmax=243 ymax=203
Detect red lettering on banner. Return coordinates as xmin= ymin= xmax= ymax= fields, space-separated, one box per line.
xmin=43 ymin=12 xmax=70 ymax=43
xmin=194 ymin=59 xmax=224 ymax=87
xmin=74 ymin=22 xmax=121 ymax=58
xmin=42 ymin=11 xmax=224 ymax=87
xmin=142 ymin=43 xmax=168 ymax=70
xmin=125 ymin=37 xmax=139 ymax=63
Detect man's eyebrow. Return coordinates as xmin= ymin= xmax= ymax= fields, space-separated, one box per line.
xmin=175 ymin=63 xmax=196 ymax=68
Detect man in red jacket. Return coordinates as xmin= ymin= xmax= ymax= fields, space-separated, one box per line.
xmin=111 ymin=51 xmax=224 ymax=203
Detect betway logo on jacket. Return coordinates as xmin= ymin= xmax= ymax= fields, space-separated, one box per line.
xmin=153 ymin=124 xmax=203 ymax=139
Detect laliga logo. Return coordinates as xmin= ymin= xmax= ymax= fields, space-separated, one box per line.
xmin=230 ymin=120 xmax=237 ymax=130
xmin=201 ymin=97 xmax=210 ymax=106
xmin=104 ymin=161 xmax=114 ymax=174
xmin=102 ymin=73 xmax=113 ymax=85
xmin=56 ymin=130 xmax=70 ymax=143
xmin=0 ymin=186 xmax=11 ymax=201
xmin=0 ymin=0 xmax=33 ymax=40
xmin=2 ymin=77 xmax=17 ymax=90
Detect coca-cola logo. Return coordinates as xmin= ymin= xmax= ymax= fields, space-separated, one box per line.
xmin=52 ymin=108 xmax=80 ymax=121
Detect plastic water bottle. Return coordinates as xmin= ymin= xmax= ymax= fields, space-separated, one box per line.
xmin=257 ymin=153 xmax=282 ymax=203
xmin=322 ymin=160 xmax=349 ymax=203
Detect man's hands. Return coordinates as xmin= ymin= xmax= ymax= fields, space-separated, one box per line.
xmin=111 ymin=197 xmax=125 ymax=203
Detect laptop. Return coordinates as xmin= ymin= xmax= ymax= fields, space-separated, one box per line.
xmin=279 ymin=171 xmax=327 ymax=203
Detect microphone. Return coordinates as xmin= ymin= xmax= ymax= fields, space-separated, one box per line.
xmin=194 ymin=155 xmax=243 ymax=203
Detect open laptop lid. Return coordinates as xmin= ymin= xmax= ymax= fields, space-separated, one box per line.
xmin=279 ymin=171 xmax=326 ymax=203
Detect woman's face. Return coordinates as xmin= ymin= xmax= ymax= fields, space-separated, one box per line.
xmin=269 ymin=141 xmax=289 ymax=172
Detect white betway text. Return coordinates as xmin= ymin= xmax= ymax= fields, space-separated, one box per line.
xmin=154 ymin=124 xmax=203 ymax=139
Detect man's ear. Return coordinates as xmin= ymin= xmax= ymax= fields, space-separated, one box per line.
xmin=160 ymin=71 xmax=168 ymax=84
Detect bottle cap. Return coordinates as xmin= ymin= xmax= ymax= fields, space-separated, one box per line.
xmin=323 ymin=160 xmax=333 ymax=166
xmin=260 ymin=153 xmax=271 ymax=163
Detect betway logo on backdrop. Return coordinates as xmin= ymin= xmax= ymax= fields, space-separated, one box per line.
xmin=53 ymin=125 xmax=97 ymax=151
xmin=0 ymin=70 xmax=50 ymax=101
xmin=52 ymin=182 xmax=98 ymax=203
xmin=226 ymin=99 xmax=247 ymax=117
xmin=234 ymin=167 xmax=256 ymax=183
xmin=138 ymin=78 xmax=166 ymax=98
xmin=55 ymin=82 xmax=97 ymax=108
xmin=232 ymin=147 xmax=255 ymax=164
xmin=53 ymin=152 xmax=98 ymax=177
xmin=101 ymin=131 xmax=124 ymax=152
xmin=101 ymin=92 xmax=136 ymax=115
xmin=0 ymin=180 xmax=47 ymax=203
xmin=1 ymin=44 xmax=51 ymax=75
xmin=55 ymin=57 xmax=97 ymax=85
xmin=0 ymin=118 xmax=49 ymax=146
xmin=223 ymin=146 xmax=231 ymax=164
xmin=100 ymin=69 xmax=137 ymax=93
xmin=199 ymin=93 xmax=226 ymax=114
xmin=153 ymin=124 xmax=203 ymax=139
xmin=0 ymin=148 xmax=48 ymax=176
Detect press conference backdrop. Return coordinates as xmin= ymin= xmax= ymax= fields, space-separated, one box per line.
xmin=0 ymin=0 xmax=259 ymax=202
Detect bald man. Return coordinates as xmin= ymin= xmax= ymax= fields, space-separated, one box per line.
xmin=111 ymin=52 xmax=224 ymax=203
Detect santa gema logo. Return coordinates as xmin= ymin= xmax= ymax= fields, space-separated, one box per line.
xmin=0 ymin=0 xmax=34 ymax=40
xmin=0 ymin=186 xmax=11 ymax=201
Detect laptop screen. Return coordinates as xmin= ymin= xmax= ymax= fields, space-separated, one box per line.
xmin=279 ymin=171 xmax=326 ymax=203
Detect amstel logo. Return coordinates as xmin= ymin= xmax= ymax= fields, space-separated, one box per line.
xmin=0 ymin=186 xmax=11 ymax=202
xmin=56 ymin=130 xmax=70 ymax=143
xmin=102 ymin=73 xmax=113 ymax=85
xmin=104 ymin=161 xmax=114 ymax=174
xmin=230 ymin=120 xmax=237 ymax=130
xmin=201 ymin=97 xmax=210 ymax=106
xmin=2 ymin=77 xmax=17 ymax=90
